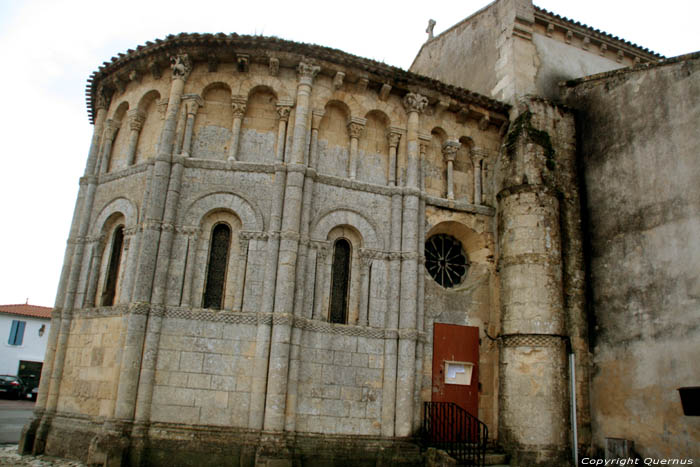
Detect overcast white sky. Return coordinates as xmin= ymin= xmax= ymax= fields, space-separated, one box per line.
xmin=0 ymin=0 xmax=698 ymax=307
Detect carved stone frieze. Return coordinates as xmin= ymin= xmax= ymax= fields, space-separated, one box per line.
xmin=347 ymin=118 xmax=366 ymax=139
xmin=127 ymin=109 xmax=146 ymax=132
xmin=276 ymin=101 xmax=293 ymax=121
xmin=231 ymin=95 xmax=248 ymax=118
xmin=387 ymin=129 xmax=401 ymax=148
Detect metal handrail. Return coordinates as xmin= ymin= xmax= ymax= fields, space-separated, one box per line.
xmin=421 ymin=401 xmax=488 ymax=466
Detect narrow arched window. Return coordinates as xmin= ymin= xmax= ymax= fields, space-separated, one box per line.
xmin=202 ymin=223 xmax=231 ymax=310
xmin=101 ymin=226 xmax=124 ymax=306
xmin=329 ymin=238 xmax=351 ymax=324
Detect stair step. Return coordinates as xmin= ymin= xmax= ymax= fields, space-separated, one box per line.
xmin=484 ymin=451 xmax=508 ymax=465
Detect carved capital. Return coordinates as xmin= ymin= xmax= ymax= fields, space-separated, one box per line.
xmin=182 ymin=94 xmax=204 ymax=116
xmin=231 ymin=95 xmax=248 ymax=118
xmin=311 ymin=109 xmax=326 ymax=130
xmin=402 ymin=92 xmax=428 ymax=114
xmin=170 ymin=54 xmax=192 ymax=81
xmin=127 ymin=109 xmax=146 ymax=132
xmin=347 ymin=119 xmax=366 ymax=139
xmin=297 ymin=61 xmax=320 ymax=85
xmin=478 ymin=115 xmax=491 ymax=131
xmin=276 ymin=100 xmax=294 ymax=121
xmin=103 ymin=119 xmax=120 ymax=140
xmin=442 ymin=139 xmax=460 ymax=162
xmin=387 ymin=129 xmax=402 ymax=148
xmin=95 ymin=86 xmax=113 ymax=111
xmin=419 ymin=133 xmax=431 ymax=154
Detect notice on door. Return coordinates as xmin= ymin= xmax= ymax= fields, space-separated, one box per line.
xmin=444 ymin=361 xmax=474 ymax=385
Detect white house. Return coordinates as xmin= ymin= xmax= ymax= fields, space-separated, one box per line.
xmin=0 ymin=303 xmax=52 ymax=388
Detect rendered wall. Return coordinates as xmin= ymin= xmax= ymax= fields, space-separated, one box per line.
xmin=562 ymin=53 xmax=700 ymax=460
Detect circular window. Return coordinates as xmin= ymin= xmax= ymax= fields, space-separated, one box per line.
xmin=425 ymin=234 xmax=469 ymax=288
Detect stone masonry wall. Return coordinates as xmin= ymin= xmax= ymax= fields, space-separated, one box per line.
xmin=562 ymin=54 xmax=700 ymax=460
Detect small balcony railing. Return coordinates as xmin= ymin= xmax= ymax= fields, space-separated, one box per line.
xmin=421 ymin=401 xmax=488 ymax=466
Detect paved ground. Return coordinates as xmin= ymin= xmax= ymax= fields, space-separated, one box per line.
xmin=0 ymin=398 xmax=35 ymax=444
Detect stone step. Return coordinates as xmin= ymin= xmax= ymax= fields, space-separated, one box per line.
xmin=484 ymin=451 xmax=509 ymax=465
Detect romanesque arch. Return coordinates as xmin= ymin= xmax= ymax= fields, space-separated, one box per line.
xmin=182 ymin=191 xmax=263 ymax=233
xmin=310 ymin=207 xmax=382 ymax=250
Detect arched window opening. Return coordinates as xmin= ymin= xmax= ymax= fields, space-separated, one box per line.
xmin=425 ymin=234 xmax=469 ymax=288
xmin=329 ymin=238 xmax=352 ymax=324
xmin=101 ymin=226 xmax=124 ymax=306
xmin=202 ymin=223 xmax=231 ymax=310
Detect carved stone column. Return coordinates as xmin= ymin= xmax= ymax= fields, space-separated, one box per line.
xmin=116 ymin=54 xmax=191 ymax=429
xmin=180 ymin=95 xmax=203 ymax=156
xmin=357 ymin=249 xmax=373 ymax=327
xmin=347 ymin=117 xmax=366 ymax=179
xmin=442 ymin=139 xmax=459 ymax=200
xmin=309 ymin=110 xmax=325 ymax=169
xmin=234 ymin=235 xmax=249 ymax=312
xmin=264 ymin=62 xmax=320 ymax=434
xmin=98 ymin=119 xmax=120 ymax=174
xmin=84 ymin=237 xmax=106 ymax=307
xmin=387 ymin=128 xmax=402 ymax=186
xmin=179 ymin=227 xmax=200 ymax=307
xmin=275 ymin=101 xmax=293 ymax=162
xmin=312 ymin=242 xmax=330 ymax=320
xmin=227 ymin=95 xmax=247 ymax=161
xmin=125 ymin=109 xmax=146 ymax=166
xmin=395 ymin=92 xmax=428 ymax=437
xmin=473 ymin=147 xmax=486 ymax=205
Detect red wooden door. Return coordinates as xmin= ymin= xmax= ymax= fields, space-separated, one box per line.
xmin=432 ymin=323 xmax=479 ymax=417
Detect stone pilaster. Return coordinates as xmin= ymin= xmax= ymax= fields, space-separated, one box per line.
xmin=309 ymin=110 xmax=325 ymax=169
xmin=347 ymin=117 xmax=366 ymax=179
xmin=497 ymin=101 xmax=571 ymax=466
xmin=263 ymin=61 xmax=319 ymax=432
xmin=227 ymin=95 xmax=247 ymax=161
xmin=179 ymin=228 xmax=200 ymax=307
xmin=125 ymin=109 xmax=146 ymax=166
xmin=442 ymin=139 xmax=459 ymax=200
xmin=357 ymin=249 xmax=373 ymax=326
xmin=312 ymin=242 xmax=330 ymax=320
xmin=395 ymin=92 xmax=427 ymax=437
xmin=473 ymin=147 xmax=485 ymax=205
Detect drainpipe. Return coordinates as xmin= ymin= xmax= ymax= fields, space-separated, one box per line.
xmin=568 ymin=341 xmax=579 ymax=466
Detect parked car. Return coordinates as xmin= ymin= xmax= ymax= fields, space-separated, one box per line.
xmin=0 ymin=375 xmax=29 ymax=399
xmin=29 ymin=386 xmax=39 ymax=401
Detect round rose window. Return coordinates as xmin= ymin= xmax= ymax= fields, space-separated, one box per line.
xmin=424 ymin=234 xmax=469 ymax=288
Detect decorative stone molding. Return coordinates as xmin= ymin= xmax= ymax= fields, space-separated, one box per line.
xmin=357 ymin=77 xmax=369 ymax=91
xmin=128 ymin=68 xmax=141 ymax=83
xmin=129 ymin=302 xmax=151 ymax=316
xmin=239 ymin=230 xmax=268 ymax=241
xmin=500 ymin=334 xmax=565 ymax=348
xmin=103 ymin=119 xmax=120 ymax=141
xmin=478 ymin=115 xmax=491 ymax=131
xmin=402 ymin=92 xmax=428 ymax=114
xmin=272 ymin=313 xmax=294 ymax=326
xmin=599 ymin=43 xmax=608 ymax=57
xmin=231 ymin=95 xmax=248 ymax=118
xmin=442 ymin=140 xmax=460 ymax=162
xmin=157 ymin=99 xmax=168 ymax=119
xmin=546 ymin=23 xmax=554 ymax=38
xmin=127 ymin=109 xmax=146 ymax=131
xmin=294 ymin=317 xmax=386 ymax=339
xmin=279 ymin=231 xmax=300 ymax=241
xmin=178 ymin=226 xmax=202 ymax=237
xmin=95 ymin=87 xmax=112 ymax=111
xmin=170 ymin=54 xmax=192 ymax=80
xmin=565 ymin=30 xmax=573 ymax=44
xmin=97 ymin=161 xmax=149 ymax=184
xmin=582 ymin=37 xmax=591 ymax=51
xmin=358 ymin=249 xmax=375 ymax=267
xmin=424 ymin=194 xmax=496 ymax=216
xmin=297 ymin=61 xmax=320 ymax=85
xmin=384 ymin=329 xmax=399 ymax=339
xmin=333 ymin=72 xmax=345 ymax=90
xmin=398 ymin=329 xmax=419 ymax=340
xmin=164 ymin=307 xmax=259 ymax=325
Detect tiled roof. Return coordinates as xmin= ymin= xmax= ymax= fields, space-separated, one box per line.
xmin=534 ymin=5 xmax=664 ymax=59
xmin=0 ymin=304 xmax=52 ymax=319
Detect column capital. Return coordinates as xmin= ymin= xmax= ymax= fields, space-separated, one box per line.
xmin=442 ymin=139 xmax=460 ymax=162
xmin=231 ymin=95 xmax=248 ymax=118
xmin=127 ymin=109 xmax=146 ymax=131
xmin=387 ymin=128 xmax=402 ymax=148
xmin=276 ymin=100 xmax=294 ymax=121
xmin=95 ymin=86 xmax=113 ymax=111
xmin=402 ymin=92 xmax=429 ymax=114
xmin=418 ymin=133 xmax=431 ymax=154
xmin=311 ymin=109 xmax=326 ymax=130
xmin=104 ymin=118 xmax=121 ymax=140
xmin=297 ymin=61 xmax=320 ymax=85
xmin=471 ymin=146 xmax=487 ymax=162
xmin=170 ymin=54 xmax=192 ymax=81
xmin=182 ymin=94 xmax=204 ymax=116
xmin=347 ymin=117 xmax=367 ymax=139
